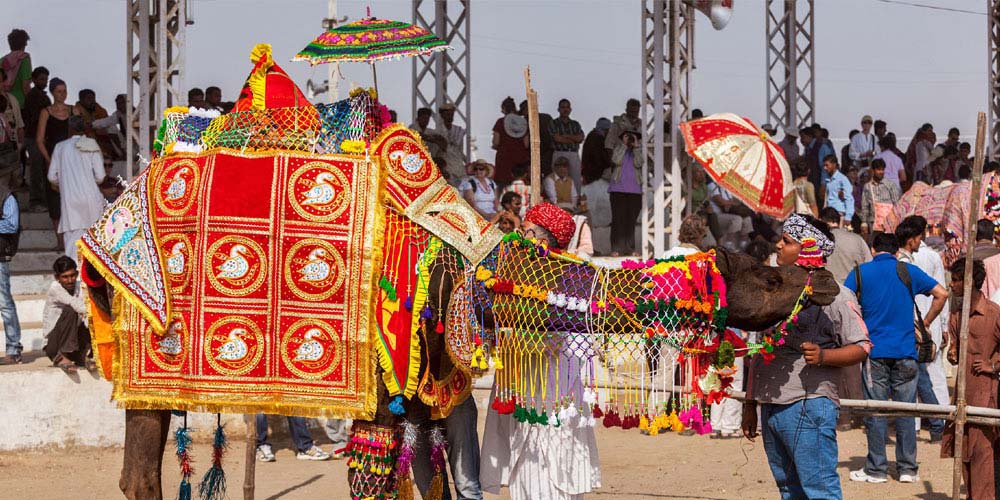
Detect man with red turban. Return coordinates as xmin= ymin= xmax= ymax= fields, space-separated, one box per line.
xmin=522 ymin=202 xmax=576 ymax=249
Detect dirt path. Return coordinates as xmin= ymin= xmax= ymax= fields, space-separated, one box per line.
xmin=0 ymin=396 xmax=958 ymax=499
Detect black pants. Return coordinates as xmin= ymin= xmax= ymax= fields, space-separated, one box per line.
xmin=609 ymin=192 xmax=642 ymax=255
xmin=43 ymin=306 xmax=91 ymax=365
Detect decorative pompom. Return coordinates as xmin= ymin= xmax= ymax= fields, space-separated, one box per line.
xmin=592 ymin=404 xmax=604 ymax=418
xmin=404 ymin=296 xmax=413 ymax=311
xmin=388 ymin=395 xmax=405 ymax=415
xmin=434 ymin=320 xmax=444 ymax=334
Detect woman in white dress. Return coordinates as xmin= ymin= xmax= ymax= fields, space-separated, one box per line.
xmin=480 ymin=203 xmax=601 ymax=499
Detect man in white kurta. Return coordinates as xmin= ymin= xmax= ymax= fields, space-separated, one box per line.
xmin=898 ymin=230 xmax=950 ymax=439
xmin=47 ymin=116 xmax=106 ymax=262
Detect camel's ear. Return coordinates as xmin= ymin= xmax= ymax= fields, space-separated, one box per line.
xmin=808 ymin=269 xmax=841 ymax=306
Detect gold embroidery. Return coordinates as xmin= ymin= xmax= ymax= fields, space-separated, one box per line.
xmin=282 ymin=238 xmax=346 ymax=302
xmin=287 ymin=161 xmax=351 ymax=223
xmin=205 ymin=235 xmax=267 ymax=297
xmin=279 ymin=318 xmax=344 ymax=381
xmin=203 ymin=316 xmax=265 ymax=377
xmin=154 ymin=158 xmax=200 ymax=217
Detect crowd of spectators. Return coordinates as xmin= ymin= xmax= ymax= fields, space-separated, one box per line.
xmin=0 ymin=28 xmax=234 ymax=367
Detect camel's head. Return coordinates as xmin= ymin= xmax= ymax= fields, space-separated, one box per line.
xmin=713 ymin=247 xmax=841 ymax=331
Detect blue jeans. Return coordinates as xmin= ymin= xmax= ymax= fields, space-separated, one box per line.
xmin=916 ymin=362 xmax=944 ymax=435
xmin=0 ymin=261 xmax=21 ymax=356
xmin=761 ymin=397 xmax=842 ymax=500
xmin=411 ymin=396 xmax=483 ymax=500
xmin=862 ymin=358 xmax=919 ymax=477
xmin=256 ymin=414 xmax=314 ymax=452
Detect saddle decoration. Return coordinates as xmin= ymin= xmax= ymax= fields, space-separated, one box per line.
xmin=79 ymin=43 xmax=503 ymax=421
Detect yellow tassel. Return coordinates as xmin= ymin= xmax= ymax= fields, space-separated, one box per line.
xmin=492 ymin=355 xmax=504 ymax=370
xmin=426 ymin=473 xmax=444 ymax=500
xmin=397 ymin=476 xmax=415 ymax=500
xmin=639 ymin=415 xmax=649 ymax=432
xmin=668 ymin=410 xmax=684 ymax=432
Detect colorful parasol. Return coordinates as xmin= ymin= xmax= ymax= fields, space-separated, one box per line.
xmin=680 ymin=113 xmax=794 ymax=219
xmin=294 ymin=16 xmax=450 ymax=65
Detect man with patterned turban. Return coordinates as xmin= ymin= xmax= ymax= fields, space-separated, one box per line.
xmin=743 ymin=213 xmax=871 ymax=499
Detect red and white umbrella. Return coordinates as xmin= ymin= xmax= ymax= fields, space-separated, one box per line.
xmin=680 ymin=113 xmax=794 ymax=219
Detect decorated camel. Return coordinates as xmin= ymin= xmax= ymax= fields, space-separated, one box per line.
xmin=78 ymin=45 xmax=841 ymax=500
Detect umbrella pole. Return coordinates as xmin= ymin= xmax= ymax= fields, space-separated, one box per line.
xmin=371 ymin=63 xmax=379 ymax=97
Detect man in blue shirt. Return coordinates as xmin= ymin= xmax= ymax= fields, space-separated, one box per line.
xmin=843 ymin=232 xmax=949 ymax=484
xmin=823 ymin=155 xmax=854 ymax=224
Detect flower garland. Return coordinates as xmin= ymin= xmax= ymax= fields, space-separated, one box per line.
xmin=749 ymin=272 xmax=813 ymax=363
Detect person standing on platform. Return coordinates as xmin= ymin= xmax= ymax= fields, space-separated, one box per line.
xmin=608 ymin=127 xmax=643 ymax=257
xmin=550 ymin=98 xmax=585 ymax=191
xmin=47 ymin=115 xmax=106 ymax=262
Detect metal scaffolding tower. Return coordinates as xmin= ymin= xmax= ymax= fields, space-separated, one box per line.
xmin=412 ymin=0 xmax=472 ymax=161
xmin=990 ymin=1 xmax=1000 ymax=159
xmin=126 ymin=0 xmax=188 ymax=180
xmin=640 ymin=0 xmax=692 ymax=258
xmin=765 ymin=0 xmax=815 ymax=135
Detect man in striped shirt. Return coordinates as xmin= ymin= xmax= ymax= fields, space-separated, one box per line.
xmin=860 ymin=159 xmax=902 ymax=234
xmin=550 ymin=98 xmax=585 ymax=191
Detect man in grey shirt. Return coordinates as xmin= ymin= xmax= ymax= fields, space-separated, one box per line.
xmin=742 ymin=213 xmax=871 ymax=500
xmin=820 ymin=207 xmax=871 ymax=283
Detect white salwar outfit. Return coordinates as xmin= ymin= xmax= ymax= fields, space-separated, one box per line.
xmin=481 ymin=349 xmax=600 ymax=499
xmin=710 ymin=344 xmax=743 ymax=433
xmin=900 ymin=242 xmax=950 ymax=429
xmin=47 ymin=136 xmax=107 ymax=262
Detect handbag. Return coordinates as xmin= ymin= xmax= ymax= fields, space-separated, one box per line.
xmin=853 ymin=262 xmax=937 ymax=363
xmin=896 ymin=262 xmax=936 ymax=363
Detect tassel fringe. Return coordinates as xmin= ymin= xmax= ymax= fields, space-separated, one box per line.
xmin=198 ymin=414 xmax=227 ymax=500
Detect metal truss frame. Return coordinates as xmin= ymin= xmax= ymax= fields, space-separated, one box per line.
xmin=765 ymin=0 xmax=815 ymax=134
xmin=412 ymin=0 xmax=472 ymax=161
xmin=640 ymin=0 xmax=692 ymax=258
xmin=126 ymin=0 xmax=187 ymax=181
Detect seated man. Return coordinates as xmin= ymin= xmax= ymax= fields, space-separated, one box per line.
xmin=42 ymin=256 xmax=94 ymax=373
xmin=543 ymin=156 xmax=578 ymax=211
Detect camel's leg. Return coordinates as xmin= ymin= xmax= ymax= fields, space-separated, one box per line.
xmin=120 ymin=409 xmax=171 ymax=500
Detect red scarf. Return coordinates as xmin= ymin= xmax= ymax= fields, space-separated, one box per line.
xmin=0 ymin=51 xmax=27 ymax=91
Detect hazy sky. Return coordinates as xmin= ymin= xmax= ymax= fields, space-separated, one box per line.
xmin=8 ymin=0 xmax=990 ymax=156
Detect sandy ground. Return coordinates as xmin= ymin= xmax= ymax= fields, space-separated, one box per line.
xmin=0 ymin=391 xmax=960 ymax=500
